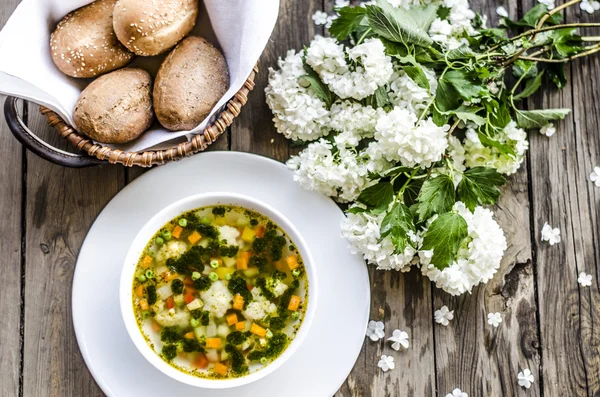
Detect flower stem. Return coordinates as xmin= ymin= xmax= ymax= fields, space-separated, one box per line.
xmin=397 ymin=168 xmax=420 ymax=198
xmin=356 ymin=28 xmax=372 ymax=46
xmin=519 ymin=43 xmax=600 ymax=62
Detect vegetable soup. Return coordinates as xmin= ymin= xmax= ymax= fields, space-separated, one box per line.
xmin=132 ymin=206 xmax=308 ymax=379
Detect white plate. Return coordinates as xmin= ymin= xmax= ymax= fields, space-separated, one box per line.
xmin=72 ymin=152 xmax=370 ymax=397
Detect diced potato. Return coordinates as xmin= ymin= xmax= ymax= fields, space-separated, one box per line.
xmin=194 ymin=326 xmax=207 ymax=340
xmin=221 ymin=349 xmax=230 ymax=362
xmin=188 ymin=231 xmax=202 ymax=245
xmin=288 ymin=295 xmax=301 ymax=311
xmin=206 ymin=349 xmax=219 ymax=362
xmin=241 ymin=227 xmax=255 ymax=242
xmin=214 ymin=218 xmax=227 ymax=226
xmin=236 ymin=217 xmax=249 ymax=227
xmin=243 ymin=267 xmax=260 ymax=278
xmin=250 ymin=323 xmax=267 ymax=337
xmin=186 ymin=298 xmax=203 ymax=311
xmin=223 ymin=257 xmax=236 ymax=268
xmin=199 ymin=238 xmax=210 ymax=248
xmin=214 ymin=362 xmax=228 ymax=375
xmin=216 ymin=267 xmax=235 ymax=280
xmin=240 ymin=338 xmax=253 ymax=351
xmin=217 ymin=324 xmax=229 ymax=338
xmin=173 ymin=294 xmax=185 ymax=306
xmin=233 ymin=294 xmax=244 ymax=311
xmin=206 ymin=323 xmax=217 ymax=337
xmin=157 ymin=284 xmax=173 ymax=301
xmin=206 ymin=338 xmax=222 ymax=349
xmin=226 ymin=313 xmax=238 ymax=326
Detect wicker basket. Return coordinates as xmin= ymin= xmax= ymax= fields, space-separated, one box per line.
xmin=4 ymin=65 xmax=257 ymax=168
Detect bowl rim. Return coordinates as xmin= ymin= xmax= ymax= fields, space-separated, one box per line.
xmin=119 ymin=192 xmax=317 ymax=389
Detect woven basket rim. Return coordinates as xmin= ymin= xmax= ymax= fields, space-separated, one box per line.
xmin=40 ymin=64 xmax=258 ymax=167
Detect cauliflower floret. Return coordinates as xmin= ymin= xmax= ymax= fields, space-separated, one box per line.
xmin=267 ymin=279 xmax=288 ymax=298
xmin=155 ymin=309 xmax=190 ymax=328
xmin=243 ymin=301 xmax=267 ymax=321
xmin=200 ymin=281 xmax=233 ymax=318
xmin=155 ymin=240 xmax=188 ymax=264
xmin=247 ymin=287 xmax=277 ymax=316
xmin=218 ymin=225 xmax=240 ymax=246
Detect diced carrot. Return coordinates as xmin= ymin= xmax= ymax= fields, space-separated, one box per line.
xmin=166 ymin=296 xmax=175 ymax=310
xmin=250 ymin=323 xmax=267 ymax=337
xmin=184 ymin=277 xmax=194 ymax=286
xmin=226 ymin=313 xmax=238 ymax=326
xmin=184 ymin=291 xmax=195 ymax=304
xmin=184 ymin=332 xmax=195 ymax=339
xmin=188 ymin=231 xmax=202 ymax=245
xmin=172 ymin=225 xmax=183 ymax=239
xmin=139 ymin=299 xmax=149 ymax=311
xmin=233 ymin=294 xmax=244 ymax=311
xmin=288 ymin=295 xmax=301 ymax=311
xmin=237 ymin=251 xmax=250 ymax=270
xmin=214 ymin=362 xmax=228 ymax=376
xmin=151 ymin=321 xmax=161 ymax=333
xmin=285 ymin=255 xmax=299 ymax=270
xmin=135 ymin=284 xmax=144 ymax=298
xmin=193 ymin=353 xmax=209 ymax=369
xmin=162 ymin=271 xmax=178 ymax=281
xmin=235 ymin=321 xmax=246 ymax=331
xmin=206 ymin=338 xmax=222 ymax=349
xmin=255 ymin=225 xmax=266 ymax=238
xmin=141 ymin=255 xmax=153 ymax=268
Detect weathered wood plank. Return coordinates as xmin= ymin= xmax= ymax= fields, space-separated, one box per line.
xmin=432 ymin=1 xmax=542 ymax=396
xmin=0 ymin=4 xmax=23 ymax=397
xmin=527 ymin=3 xmax=600 ymax=395
xmin=21 ymin=110 xmax=123 ymax=397
xmin=229 ymin=0 xmax=319 ymax=161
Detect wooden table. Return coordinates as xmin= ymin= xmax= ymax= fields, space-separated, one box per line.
xmin=1 ymin=0 xmax=599 ymax=396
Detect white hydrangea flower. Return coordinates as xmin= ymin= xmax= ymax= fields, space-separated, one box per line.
xmin=335 ymin=0 xmax=350 ymax=6
xmin=287 ymin=139 xmax=382 ymax=202
xmin=374 ymin=107 xmax=450 ymax=168
xmin=463 ymin=121 xmax=529 ymax=175
xmin=388 ymin=64 xmax=438 ymax=115
xmin=341 ymin=208 xmax=419 ymax=271
xmin=541 ymin=222 xmax=561 ymax=245
xmin=325 ymin=14 xmax=338 ymax=29
xmin=306 ymin=36 xmax=393 ymax=100
xmin=366 ymin=320 xmax=385 ymax=341
xmin=496 ymin=6 xmax=509 ymax=17
xmin=448 ymin=135 xmax=466 ymax=172
xmin=387 ymin=329 xmax=409 ymax=350
xmin=434 ymin=305 xmax=454 ymax=326
xmin=265 ymin=50 xmax=331 ymax=141
xmin=589 ymin=166 xmax=600 ymax=187
xmin=487 ymin=312 xmax=502 ymax=327
xmin=419 ymin=202 xmax=507 ymax=296
xmin=517 ymin=369 xmax=535 ymax=389
xmin=539 ymin=123 xmax=556 ymax=137
xmin=538 ymin=0 xmax=555 ymax=9
xmin=429 ymin=0 xmax=476 ymax=49
xmin=580 ymin=0 xmax=600 ymax=13
xmin=329 ymin=101 xmax=384 ymax=139
xmin=578 ymin=272 xmax=592 ymax=287
xmin=446 ymin=389 xmax=468 ymax=397
xmin=487 ymin=81 xmax=500 ymax=94
xmin=386 ymin=0 xmax=425 ymax=8
xmin=378 ymin=355 xmax=395 ymax=372
xmin=312 ymin=10 xmax=329 ymax=25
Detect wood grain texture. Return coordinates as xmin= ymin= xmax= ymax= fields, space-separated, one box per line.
xmin=20 ymin=110 xmax=123 ymax=397
xmin=526 ymin=1 xmax=600 ymax=395
xmin=0 ymin=2 xmax=23 ymax=395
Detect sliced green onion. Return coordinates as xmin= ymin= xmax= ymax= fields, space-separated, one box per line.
xmin=209 ymin=272 xmax=218 ymax=281
xmin=145 ymin=270 xmax=155 ymax=279
xmin=260 ymin=357 xmax=268 ymax=365
xmin=292 ymin=269 xmax=300 ymax=277
xmin=155 ymin=236 xmax=164 ymax=245
xmin=192 ymin=271 xmax=201 ymax=280
xmin=210 ymin=259 xmax=219 ymax=269
xmin=178 ymin=218 xmax=188 ymax=227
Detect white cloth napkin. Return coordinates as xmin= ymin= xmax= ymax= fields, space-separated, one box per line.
xmin=0 ymin=0 xmax=279 ymax=152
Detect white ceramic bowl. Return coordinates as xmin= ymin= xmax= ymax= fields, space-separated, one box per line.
xmin=120 ymin=192 xmax=317 ymax=389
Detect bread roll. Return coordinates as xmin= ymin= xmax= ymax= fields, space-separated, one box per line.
xmin=74 ymin=68 xmax=154 ymax=144
xmin=153 ymin=36 xmax=229 ymax=131
xmin=113 ymin=0 xmax=199 ymax=56
xmin=50 ymin=0 xmax=134 ymax=78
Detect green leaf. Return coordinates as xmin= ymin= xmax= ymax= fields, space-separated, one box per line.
xmin=432 ymin=106 xmax=449 ymax=126
xmin=520 ymin=4 xmax=562 ymax=27
xmin=457 ymin=167 xmax=507 ymax=211
xmin=421 ymin=212 xmax=468 ymax=269
xmin=329 ymin=6 xmax=368 ymax=41
xmin=547 ymin=63 xmax=567 ymax=89
xmin=416 ymin=175 xmax=456 ymax=221
xmin=364 ymin=86 xmax=392 ymax=109
xmin=512 ymin=60 xmax=538 ymax=79
xmin=485 ymin=99 xmax=511 ymax=129
xmin=403 ymin=178 xmax=424 ymax=207
xmin=365 ymin=1 xmax=438 ymax=47
xmin=380 ymin=165 xmax=415 ymax=178
xmin=402 ymin=65 xmax=430 ymax=90
xmin=515 ymin=108 xmax=571 ymax=129
xmin=301 ymin=61 xmax=335 ymax=108
xmin=451 ymin=105 xmax=486 ymax=126
xmin=443 ymin=70 xmax=482 ymax=100
xmin=380 ymin=202 xmax=415 ymax=252
xmin=513 ymin=70 xmax=544 ymax=100
xmin=477 ymin=132 xmax=516 ymax=157
xmin=346 ymin=206 xmax=367 ymax=214
xmin=435 ymin=79 xmax=461 ymax=112
xmin=357 ymin=182 xmax=394 ymax=211
xmin=446 ymin=46 xmax=478 ymax=60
